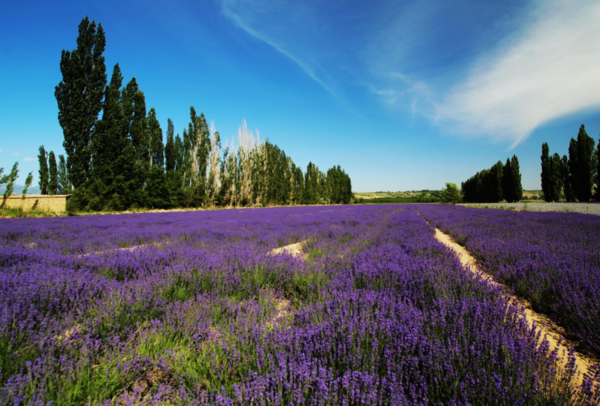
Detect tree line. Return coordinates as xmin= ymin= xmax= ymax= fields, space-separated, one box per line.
xmin=541 ymin=124 xmax=599 ymax=202
xmin=37 ymin=146 xmax=70 ymax=195
xmin=51 ymin=17 xmax=352 ymax=211
xmin=461 ymin=156 xmax=523 ymax=203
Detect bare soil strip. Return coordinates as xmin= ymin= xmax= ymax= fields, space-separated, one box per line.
xmin=269 ymin=241 xmax=307 ymax=260
xmin=433 ymin=227 xmax=597 ymax=388
xmin=77 ymin=242 xmax=165 ymax=257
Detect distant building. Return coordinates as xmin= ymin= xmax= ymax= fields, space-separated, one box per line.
xmin=3 ymin=195 xmax=71 ymax=212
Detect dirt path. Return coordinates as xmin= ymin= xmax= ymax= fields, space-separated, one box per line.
xmin=434 ymin=227 xmax=597 ymax=388
xmin=269 ymin=241 xmax=306 ymax=259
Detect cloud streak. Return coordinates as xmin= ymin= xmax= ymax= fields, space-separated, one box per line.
xmin=435 ymin=0 xmax=600 ymax=147
xmin=219 ymin=0 xmax=335 ymax=95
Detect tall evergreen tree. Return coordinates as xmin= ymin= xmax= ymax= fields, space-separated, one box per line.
xmin=38 ymin=146 xmax=49 ymax=195
xmin=55 ymin=17 xmax=107 ymax=188
xmin=146 ymin=108 xmax=167 ymax=209
xmin=541 ymin=143 xmax=552 ymax=202
xmin=57 ymin=154 xmax=70 ymax=194
xmin=195 ymin=112 xmax=211 ymax=205
xmin=562 ymin=155 xmax=575 ymax=202
xmin=148 ymin=108 xmax=164 ymax=169
xmin=550 ymin=153 xmax=563 ymax=202
xmin=48 ymin=151 xmax=58 ymax=195
xmin=165 ymin=119 xmax=176 ymax=172
xmin=488 ymin=161 xmax=504 ymax=202
xmin=596 ymin=136 xmax=600 ymax=201
xmin=573 ymin=124 xmax=595 ymax=201
xmin=118 ymin=77 xmax=148 ymax=208
xmin=510 ymin=155 xmax=523 ymax=202
xmin=502 ymin=158 xmax=513 ymax=202
xmin=92 ymin=64 xmax=125 ymax=206
xmin=304 ymin=162 xmax=319 ymax=204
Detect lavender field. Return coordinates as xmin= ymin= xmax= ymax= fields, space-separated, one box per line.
xmin=420 ymin=205 xmax=600 ymax=359
xmin=1 ymin=205 xmax=599 ymax=405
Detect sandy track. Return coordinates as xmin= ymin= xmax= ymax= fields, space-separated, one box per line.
xmin=269 ymin=241 xmax=306 ymax=259
xmin=434 ymin=227 xmax=597 ymax=388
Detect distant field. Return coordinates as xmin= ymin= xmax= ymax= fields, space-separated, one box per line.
xmin=462 ymin=201 xmax=600 ymax=215
xmin=355 ymin=190 xmax=441 ymax=203
xmin=355 ymin=190 xmax=544 ymax=204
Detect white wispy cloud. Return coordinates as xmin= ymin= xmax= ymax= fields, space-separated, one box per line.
xmin=13 ymin=153 xmax=19 ymax=156
xmin=218 ymin=0 xmax=341 ymax=98
xmin=23 ymin=157 xmax=34 ymax=162
xmin=435 ymin=0 xmax=600 ymax=147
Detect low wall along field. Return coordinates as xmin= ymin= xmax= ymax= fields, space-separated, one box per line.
xmin=3 ymin=194 xmax=70 ymax=212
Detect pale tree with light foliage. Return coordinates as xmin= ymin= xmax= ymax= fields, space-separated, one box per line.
xmin=206 ymin=122 xmax=221 ymax=206
xmin=237 ymin=120 xmax=259 ymax=206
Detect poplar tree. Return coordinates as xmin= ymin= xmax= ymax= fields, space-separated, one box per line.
xmin=510 ymin=155 xmax=523 ymax=202
xmin=38 ymin=146 xmax=49 ymax=195
xmin=541 ymin=143 xmax=552 ymax=202
xmin=55 ymin=17 xmax=107 ymax=188
xmin=573 ymin=125 xmax=595 ymax=201
xmin=148 ymin=108 xmax=164 ymax=168
xmin=562 ymin=155 xmax=575 ymax=202
xmin=489 ymin=161 xmax=504 ymax=202
xmin=502 ymin=158 xmax=513 ymax=202
xmin=48 ymin=151 xmax=58 ymax=195
xmin=165 ymin=119 xmax=176 ymax=172
xmin=596 ymin=137 xmax=600 ymax=201
xmin=550 ymin=153 xmax=563 ymax=202
xmin=146 ymin=107 xmax=167 ymax=208
xmin=58 ymin=155 xmax=70 ymax=194
xmin=92 ymin=64 xmax=125 ymax=204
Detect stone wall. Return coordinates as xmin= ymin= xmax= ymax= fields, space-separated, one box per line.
xmin=2 ymin=195 xmax=71 ymax=212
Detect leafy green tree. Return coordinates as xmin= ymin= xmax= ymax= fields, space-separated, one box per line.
xmin=48 ymin=151 xmax=58 ymax=195
xmin=21 ymin=172 xmax=33 ymax=199
xmin=442 ymin=182 xmax=462 ymax=204
xmin=55 ymin=16 xmax=107 ymax=189
xmin=20 ymin=171 xmax=33 ymax=212
xmin=38 ymin=145 xmax=49 ymax=195
xmin=1 ymin=162 xmax=19 ymax=208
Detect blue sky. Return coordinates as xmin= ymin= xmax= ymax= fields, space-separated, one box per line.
xmin=1 ymin=0 xmax=600 ymax=192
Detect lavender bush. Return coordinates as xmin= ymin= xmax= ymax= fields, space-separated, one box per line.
xmin=0 ymin=205 xmax=598 ymax=405
xmin=419 ymin=204 xmax=600 ymax=359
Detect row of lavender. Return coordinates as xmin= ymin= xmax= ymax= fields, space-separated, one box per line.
xmin=1 ymin=205 xmax=598 ymax=404
xmin=419 ymin=204 xmax=600 ymax=359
